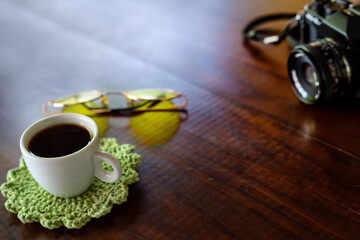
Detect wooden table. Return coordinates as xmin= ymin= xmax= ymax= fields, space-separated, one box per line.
xmin=1 ymin=0 xmax=360 ymax=239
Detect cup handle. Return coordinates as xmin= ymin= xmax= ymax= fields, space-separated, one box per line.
xmin=94 ymin=151 xmax=122 ymax=183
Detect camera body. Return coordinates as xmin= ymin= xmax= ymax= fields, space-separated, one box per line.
xmin=288 ymin=0 xmax=360 ymax=104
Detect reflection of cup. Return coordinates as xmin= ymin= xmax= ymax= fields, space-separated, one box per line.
xmin=20 ymin=113 xmax=122 ymax=198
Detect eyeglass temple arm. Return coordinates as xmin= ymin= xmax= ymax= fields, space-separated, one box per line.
xmin=42 ymin=101 xmax=63 ymax=115
xmin=130 ymin=94 xmax=188 ymax=112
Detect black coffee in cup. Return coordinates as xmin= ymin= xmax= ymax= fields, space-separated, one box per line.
xmin=28 ymin=124 xmax=91 ymax=158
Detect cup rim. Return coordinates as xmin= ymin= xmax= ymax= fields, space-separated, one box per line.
xmin=20 ymin=113 xmax=99 ymax=160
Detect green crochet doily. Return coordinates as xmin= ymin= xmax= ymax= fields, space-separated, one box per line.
xmin=0 ymin=138 xmax=140 ymax=229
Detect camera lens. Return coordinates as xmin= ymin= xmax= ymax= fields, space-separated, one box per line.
xmin=302 ymin=62 xmax=319 ymax=88
xmin=287 ymin=38 xmax=351 ymax=104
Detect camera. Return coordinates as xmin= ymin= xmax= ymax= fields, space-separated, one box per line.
xmin=287 ymin=0 xmax=360 ymax=104
xmin=243 ymin=0 xmax=360 ymax=104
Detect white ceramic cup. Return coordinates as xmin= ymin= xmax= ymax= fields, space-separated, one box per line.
xmin=20 ymin=113 xmax=122 ymax=198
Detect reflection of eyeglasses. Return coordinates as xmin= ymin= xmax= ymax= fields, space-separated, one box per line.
xmin=43 ymin=89 xmax=188 ymax=115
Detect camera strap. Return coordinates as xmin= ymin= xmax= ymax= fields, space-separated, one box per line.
xmin=243 ymin=13 xmax=301 ymax=45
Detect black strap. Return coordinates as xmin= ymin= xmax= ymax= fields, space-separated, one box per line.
xmin=243 ymin=13 xmax=299 ymax=45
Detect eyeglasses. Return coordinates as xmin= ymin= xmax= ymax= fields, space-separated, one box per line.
xmin=43 ymin=89 xmax=188 ymax=115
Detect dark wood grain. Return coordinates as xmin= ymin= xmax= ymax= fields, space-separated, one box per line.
xmin=1 ymin=0 xmax=360 ymax=239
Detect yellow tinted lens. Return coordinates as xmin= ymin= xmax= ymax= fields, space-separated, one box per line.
xmin=125 ymin=89 xmax=179 ymax=100
xmin=54 ymin=90 xmax=102 ymax=106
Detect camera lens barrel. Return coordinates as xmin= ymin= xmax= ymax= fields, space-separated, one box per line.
xmin=287 ymin=38 xmax=351 ymax=104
